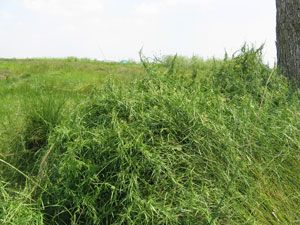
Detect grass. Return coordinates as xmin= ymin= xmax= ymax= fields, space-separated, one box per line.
xmin=0 ymin=47 xmax=299 ymax=224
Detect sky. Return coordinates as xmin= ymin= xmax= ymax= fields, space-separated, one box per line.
xmin=0 ymin=0 xmax=276 ymax=63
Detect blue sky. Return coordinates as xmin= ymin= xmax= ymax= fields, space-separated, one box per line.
xmin=0 ymin=0 xmax=276 ymax=63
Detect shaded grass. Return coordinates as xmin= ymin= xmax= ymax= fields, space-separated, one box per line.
xmin=0 ymin=48 xmax=300 ymax=224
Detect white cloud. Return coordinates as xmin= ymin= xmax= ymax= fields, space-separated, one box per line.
xmin=135 ymin=2 xmax=161 ymax=15
xmin=135 ymin=0 xmax=216 ymax=15
xmin=161 ymin=0 xmax=210 ymax=6
xmin=23 ymin=0 xmax=104 ymax=17
xmin=0 ymin=11 xmax=14 ymax=20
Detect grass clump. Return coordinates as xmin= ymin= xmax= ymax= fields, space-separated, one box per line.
xmin=2 ymin=94 xmax=65 ymax=183
xmin=0 ymin=46 xmax=300 ymax=224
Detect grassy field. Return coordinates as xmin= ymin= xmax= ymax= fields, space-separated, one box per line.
xmin=0 ymin=47 xmax=299 ymax=224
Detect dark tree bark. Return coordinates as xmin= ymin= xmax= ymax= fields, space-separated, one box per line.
xmin=276 ymin=0 xmax=300 ymax=84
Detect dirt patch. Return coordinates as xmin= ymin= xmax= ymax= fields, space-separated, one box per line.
xmin=0 ymin=70 xmax=11 ymax=80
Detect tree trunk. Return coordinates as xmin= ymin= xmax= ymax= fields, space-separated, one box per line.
xmin=276 ymin=0 xmax=300 ymax=84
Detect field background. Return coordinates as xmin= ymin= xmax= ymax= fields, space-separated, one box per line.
xmin=0 ymin=48 xmax=299 ymax=224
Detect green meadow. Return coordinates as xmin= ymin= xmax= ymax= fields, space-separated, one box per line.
xmin=0 ymin=47 xmax=299 ymax=224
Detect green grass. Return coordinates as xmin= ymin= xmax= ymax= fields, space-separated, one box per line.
xmin=0 ymin=47 xmax=300 ymax=224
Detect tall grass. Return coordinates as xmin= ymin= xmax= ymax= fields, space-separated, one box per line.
xmin=0 ymin=47 xmax=299 ymax=224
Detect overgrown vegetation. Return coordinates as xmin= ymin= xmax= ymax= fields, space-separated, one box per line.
xmin=0 ymin=47 xmax=299 ymax=224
